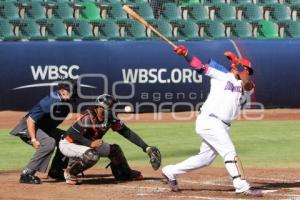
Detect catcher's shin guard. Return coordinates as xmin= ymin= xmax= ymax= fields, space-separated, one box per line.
xmin=108 ymin=144 xmax=142 ymax=181
xmin=68 ymin=149 xmax=100 ymax=176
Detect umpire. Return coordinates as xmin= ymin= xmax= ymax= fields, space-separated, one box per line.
xmin=10 ymin=79 xmax=78 ymax=184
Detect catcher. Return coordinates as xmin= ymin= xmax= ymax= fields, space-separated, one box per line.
xmin=59 ymin=94 xmax=161 ymax=185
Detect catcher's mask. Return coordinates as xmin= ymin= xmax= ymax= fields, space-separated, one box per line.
xmin=95 ymin=94 xmax=118 ymax=129
xmin=57 ymin=79 xmax=78 ymax=101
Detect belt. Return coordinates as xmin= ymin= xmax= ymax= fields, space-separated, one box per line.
xmin=208 ymin=114 xmax=231 ymax=127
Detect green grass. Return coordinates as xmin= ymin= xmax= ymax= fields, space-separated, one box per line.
xmin=1 ymin=120 xmax=300 ymax=171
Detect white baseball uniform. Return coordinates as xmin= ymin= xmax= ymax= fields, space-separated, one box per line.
xmin=162 ymin=58 xmax=254 ymax=193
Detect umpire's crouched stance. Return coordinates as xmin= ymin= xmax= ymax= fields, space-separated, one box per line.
xmin=10 ymin=80 xmax=78 ymax=184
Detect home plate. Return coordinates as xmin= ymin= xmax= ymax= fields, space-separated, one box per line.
xmin=262 ymin=190 xmax=278 ymax=194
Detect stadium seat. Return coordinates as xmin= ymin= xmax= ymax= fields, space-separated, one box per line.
xmin=0 ymin=19 xmax=20 ymax=41
xmin=99 ymin=0 xmax=122 ymax=4
xmin=231 ymin=0 xmax=252 ymax=5
xmin=24 ymin=2 xmax=47 ymax=19
xmin=240 ymin=3 xmax=263 ymax=22
xmin=178 ymin=0 xmax=200 ymax=6
xmin=46 ymin=19 xmax=74 ymax=40
xmin=187 ymin=3 xmax=209 ymax=22
xmin=97 ymin=19 xmax=123 ymax=40
xmin=176 ymin=20 xmax=202 ymax=40
xmin=79 ymin=1 xmax=101 ymax=21
xmin=0 ymin=2 xmax=22 ymax=19
xmin=257 ymin=0 xmax=278 ymax=4
xmin=228 ymin=20 xmax=252 ymax=38
xmin=266 ymin=4 xmax=291 ymax=22
xmin=285 ymin=0 xmax=300 ymax=4
xmin=281 ymin=20 xmax=300 ymax=38
xmin=52 ymin=2 xmax=75 ymax=19
xmin=212 ymin=3 xmax=236 ymax=21
xmin=47 ymin=0 xmax=70 ymax=2
xmin=254 ymin=20 xmax=279 ymax=38
xmin=106 ymin=3 xmax=128 ymax=21
xmin=72 ymin=19 xmax=100 ymax=40
xmin=124 ymin=19 xmax=148 ymax=39
xmin=204 ymin=20 xmax=226 ymax=39
xmin=124 ymin=0 xmax=148 ymax=3
xmin=19 ymin=19 xmax=47 ymax=40
xmin=132 ymin=3 xmax=154 ymax=21
xmin=0 ymin=0 xmax=19 ymax=2
xmin=203 ymin=0 xmax=225 ymax=6
xmin=148 ymin=19 xmax=174 ymax=40
xmin=160 ymin=3 xmax=182 ymax=21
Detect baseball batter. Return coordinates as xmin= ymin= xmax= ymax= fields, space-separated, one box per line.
xmin=59 ymin=94 xmax=161 ymax=185
xmin=162 ymin=45 xmax=262 ymax=197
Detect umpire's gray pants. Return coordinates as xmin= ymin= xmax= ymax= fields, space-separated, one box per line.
xmin=24 ymin=129 xmax=56 ymax=172
xmin=10 ymin=117 xmax=64 ymax=173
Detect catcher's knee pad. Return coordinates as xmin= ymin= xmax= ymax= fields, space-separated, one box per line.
xmin=83 ymin=149 xmax=100 ymax=165
xmin=68 ymin=149 xmax=100 ymax=176
xmin=108 ymin=144 xmax=133 ymax=181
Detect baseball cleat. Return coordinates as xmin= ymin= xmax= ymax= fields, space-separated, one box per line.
xmin=132 ymin=174 xmax=144 ymax=181
xmin=130 ymin=170 xmax=144 ymax=180
xmin=48 ymin=169 xmax=65 ymax=180
xmin=64 ymin=171 xmax=79 ymax=185
xmin=19 ymin=173 xmax=41 ymax=184
xmin=161 ymin=173 xmax=180 ymax=192
xmin=236 ymin=188 xmax=263 ymax=197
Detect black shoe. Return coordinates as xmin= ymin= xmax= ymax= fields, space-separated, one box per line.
xmin=129 ymin=170 xmax=144 ymax=181
xmin=48 ymin=169 xmax=65 ymax=180
xmin=19 ymin=174 xmax=41 ymax=184
xmin=115 ymin=170 xmax=144 ymax=181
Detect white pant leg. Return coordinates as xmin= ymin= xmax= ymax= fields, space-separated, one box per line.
xmin=196 ymin=115 xmax=236 ymax=159
xmin=59 ymin=139 xmax=111 ymax=158
xmin=162 ymin=140 xmax=218 ymax=181
xmin=59 ymin=139 xmax=90 ymax=158
xmin=94 ymin=142 xmax=110 ymax=157
xmin=196 ymin=113 xmax=250 ymax=193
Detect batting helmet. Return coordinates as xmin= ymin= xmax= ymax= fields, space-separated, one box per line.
xmin=239 ymin=58 xmax=254 ymax=75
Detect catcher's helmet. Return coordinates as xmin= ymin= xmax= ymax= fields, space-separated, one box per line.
xmin=95 ymin=94 xmax=118 ymax=109
xmin=95 ymin=94 xmax=118 ymax=129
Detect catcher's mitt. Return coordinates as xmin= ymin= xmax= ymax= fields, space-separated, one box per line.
xmin=146 ymin=146 xmax=161 ymax=170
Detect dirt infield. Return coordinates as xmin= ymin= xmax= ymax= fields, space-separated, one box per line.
xmin=1 ymin=109 xmax=300 ymax=200
xmin=0 ymin=167 xmax=300 ymax=200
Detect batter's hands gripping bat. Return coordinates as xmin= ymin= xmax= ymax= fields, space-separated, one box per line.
xmin=122 ymin=5 xmax=177 ymax=49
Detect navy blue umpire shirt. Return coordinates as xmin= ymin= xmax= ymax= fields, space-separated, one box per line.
xmin=26 ymin=91 xmax=71 ymax=133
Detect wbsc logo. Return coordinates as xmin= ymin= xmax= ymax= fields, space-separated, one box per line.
xmin=31 ymin=65 xmax=79 ymax=80
xmin=13 ymin=65 xmax=80 ymax=90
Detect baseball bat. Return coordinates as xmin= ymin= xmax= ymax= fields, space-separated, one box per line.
xmin=122 ymin=5 xmax=177 ymax=49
